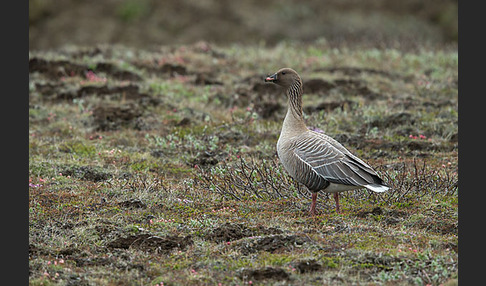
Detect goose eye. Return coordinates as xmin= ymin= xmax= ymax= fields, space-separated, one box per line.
xmin=281 ymin=71 xmax=286 ymax=75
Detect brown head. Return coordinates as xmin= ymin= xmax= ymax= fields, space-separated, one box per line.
xmin=264 ymin=68 xmax=301 ymax=88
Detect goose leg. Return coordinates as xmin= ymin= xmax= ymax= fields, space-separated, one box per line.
xmin=333 ymin=193 xmax=341 ymax=213
xmin=309 ymin=193 xmax=318 ymax=215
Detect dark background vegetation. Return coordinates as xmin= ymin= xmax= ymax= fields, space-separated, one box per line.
xmin=29 ymin=0 xmax=457 ymax=50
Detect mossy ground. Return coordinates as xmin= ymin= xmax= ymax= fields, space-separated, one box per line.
xmin=29 ymin=42 xmax=457 ymax=285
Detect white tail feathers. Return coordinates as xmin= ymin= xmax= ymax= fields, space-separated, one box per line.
xmin=365 ymin=184 xmax=389 ymax=193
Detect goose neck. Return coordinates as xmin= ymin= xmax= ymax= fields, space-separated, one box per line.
xmin=286 ymin=80 xmax=304 ymax=120
xmin=281 ymin=81 xmax=307 ymax=134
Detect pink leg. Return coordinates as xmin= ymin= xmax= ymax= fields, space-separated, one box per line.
xmin=333 ymin=193 xmax=341 ymax=213
xmin=309 ymin=193 xmax=318 ymax=216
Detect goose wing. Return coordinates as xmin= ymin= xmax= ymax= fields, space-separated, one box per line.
xmin=292 ymin=131 xmax=382 ymax=187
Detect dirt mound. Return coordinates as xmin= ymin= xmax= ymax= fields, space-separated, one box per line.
xmin=204 ymin=223 xmax=282 ymax=243
xmin=71 ymin=257 xmax=113 ymax=267
xmin=58 ymin=84 xmax=153 ymax=102
xmin=29 ymin=57 xmax=87 ymax=79
xmin=92 ymin=103 xmax=143 ymax=131
xmin=118 ymin=199 xmax=147 ymax=209
xmin=237 ymin=234 xmax=312 ymax=255
xmin=239 ymin=267 xmax=289 ymax=281
xmin=189 ymin=151 xmax=225 ymax=167
xmin=61 ymin=166 xmax=111 ymax=182
xmin=304 ymin=78 xmax=336 ymax=94
xmin=29 ymin=57 xmax=142 ymax=81
xmin=108 ymin=234 xmax=193 ymax=252
xmin=305 ymin=100 xmax=354 ymax=113
xmin=292 ymin=259 xmax=323 ymax=273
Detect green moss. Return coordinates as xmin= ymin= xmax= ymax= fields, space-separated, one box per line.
xmin=163 ymin=164 xmax=194 ymax=176
xmin=321 ymin=257 xmax=339 ymax=268
xmin=129 ymin=160 xmax=159 ymax=172
xmin=59 ymin=141 xmax=97 ymax=156
xmin=259 ymin=253 xmax=294 ymax=266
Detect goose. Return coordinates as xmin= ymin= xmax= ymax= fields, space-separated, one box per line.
xmin=264 ymin=68 xmax=389 ymax=215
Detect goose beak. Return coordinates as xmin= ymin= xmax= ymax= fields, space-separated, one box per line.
xmin=264 ymin=73 xmax=277 ymax=82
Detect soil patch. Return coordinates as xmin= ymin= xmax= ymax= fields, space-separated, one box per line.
xmin=92 ymin=103 xmax=143 ymax=131
xmin=204 ymin=223 xmax=282 ymax=243
xmin=29 ymin=57 xmax=87 ymax=79
xmin=57 ymin=85 xmax=156 ymax=104
xmin=118 ymin=199 xmax=147 ymax=209
xmin=195 ymin=72 xmax=223 ymax=85
xmin=108 ymin=234 xmax=193 ymax=252
xmin=29 ymin=57 xmax=142 ymax=82
xmin=254 ymin=101 xmax=283 ymax=119
xmin=71 ymin=257 xmax=113 ymax=267
xmin=238 ymin=234 xmax=312 ymax=255
xmin=333 ymin=78 xmax=384 ymax=100
xmin=29 ymin=243 xmax=54 ymax=258
xmin=333 ymin=133 xmax=455 ymax=153
xmin=239 ymin=267 xmax=289 ymax=281
xmin=304 ymin=78 xmax=336 ymax=94
xmin=93 ymin=62 xmax=142 ymax=81
xmin=305 ymin=100 xmax=354 ymax=113
xmin=189 ymin=151 xmax=226 ymax=167
xmin=61 ymin=166 xmax=112 ymax=182
xmin=292 ymin=259 xmax=322 ymax=273
xmin=159 ymin=63 xmax=188 ymax=76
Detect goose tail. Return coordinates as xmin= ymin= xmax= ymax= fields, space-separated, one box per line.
xmin=364 ymin=184 xmax=390 ymax=193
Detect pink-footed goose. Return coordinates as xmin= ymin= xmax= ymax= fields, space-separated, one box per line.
xmin=264 ymin=68 xmax=389 ymax=215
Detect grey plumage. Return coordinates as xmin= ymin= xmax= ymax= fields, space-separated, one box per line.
xmin=265 ymin=67 xmax=389 ymax=215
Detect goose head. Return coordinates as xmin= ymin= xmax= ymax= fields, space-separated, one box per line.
xmin=265 ymin=68 xmax=301 ymax=88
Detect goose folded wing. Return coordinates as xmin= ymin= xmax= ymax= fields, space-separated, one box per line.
xmin=293 ymin=135 xmax=378 ymax=186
